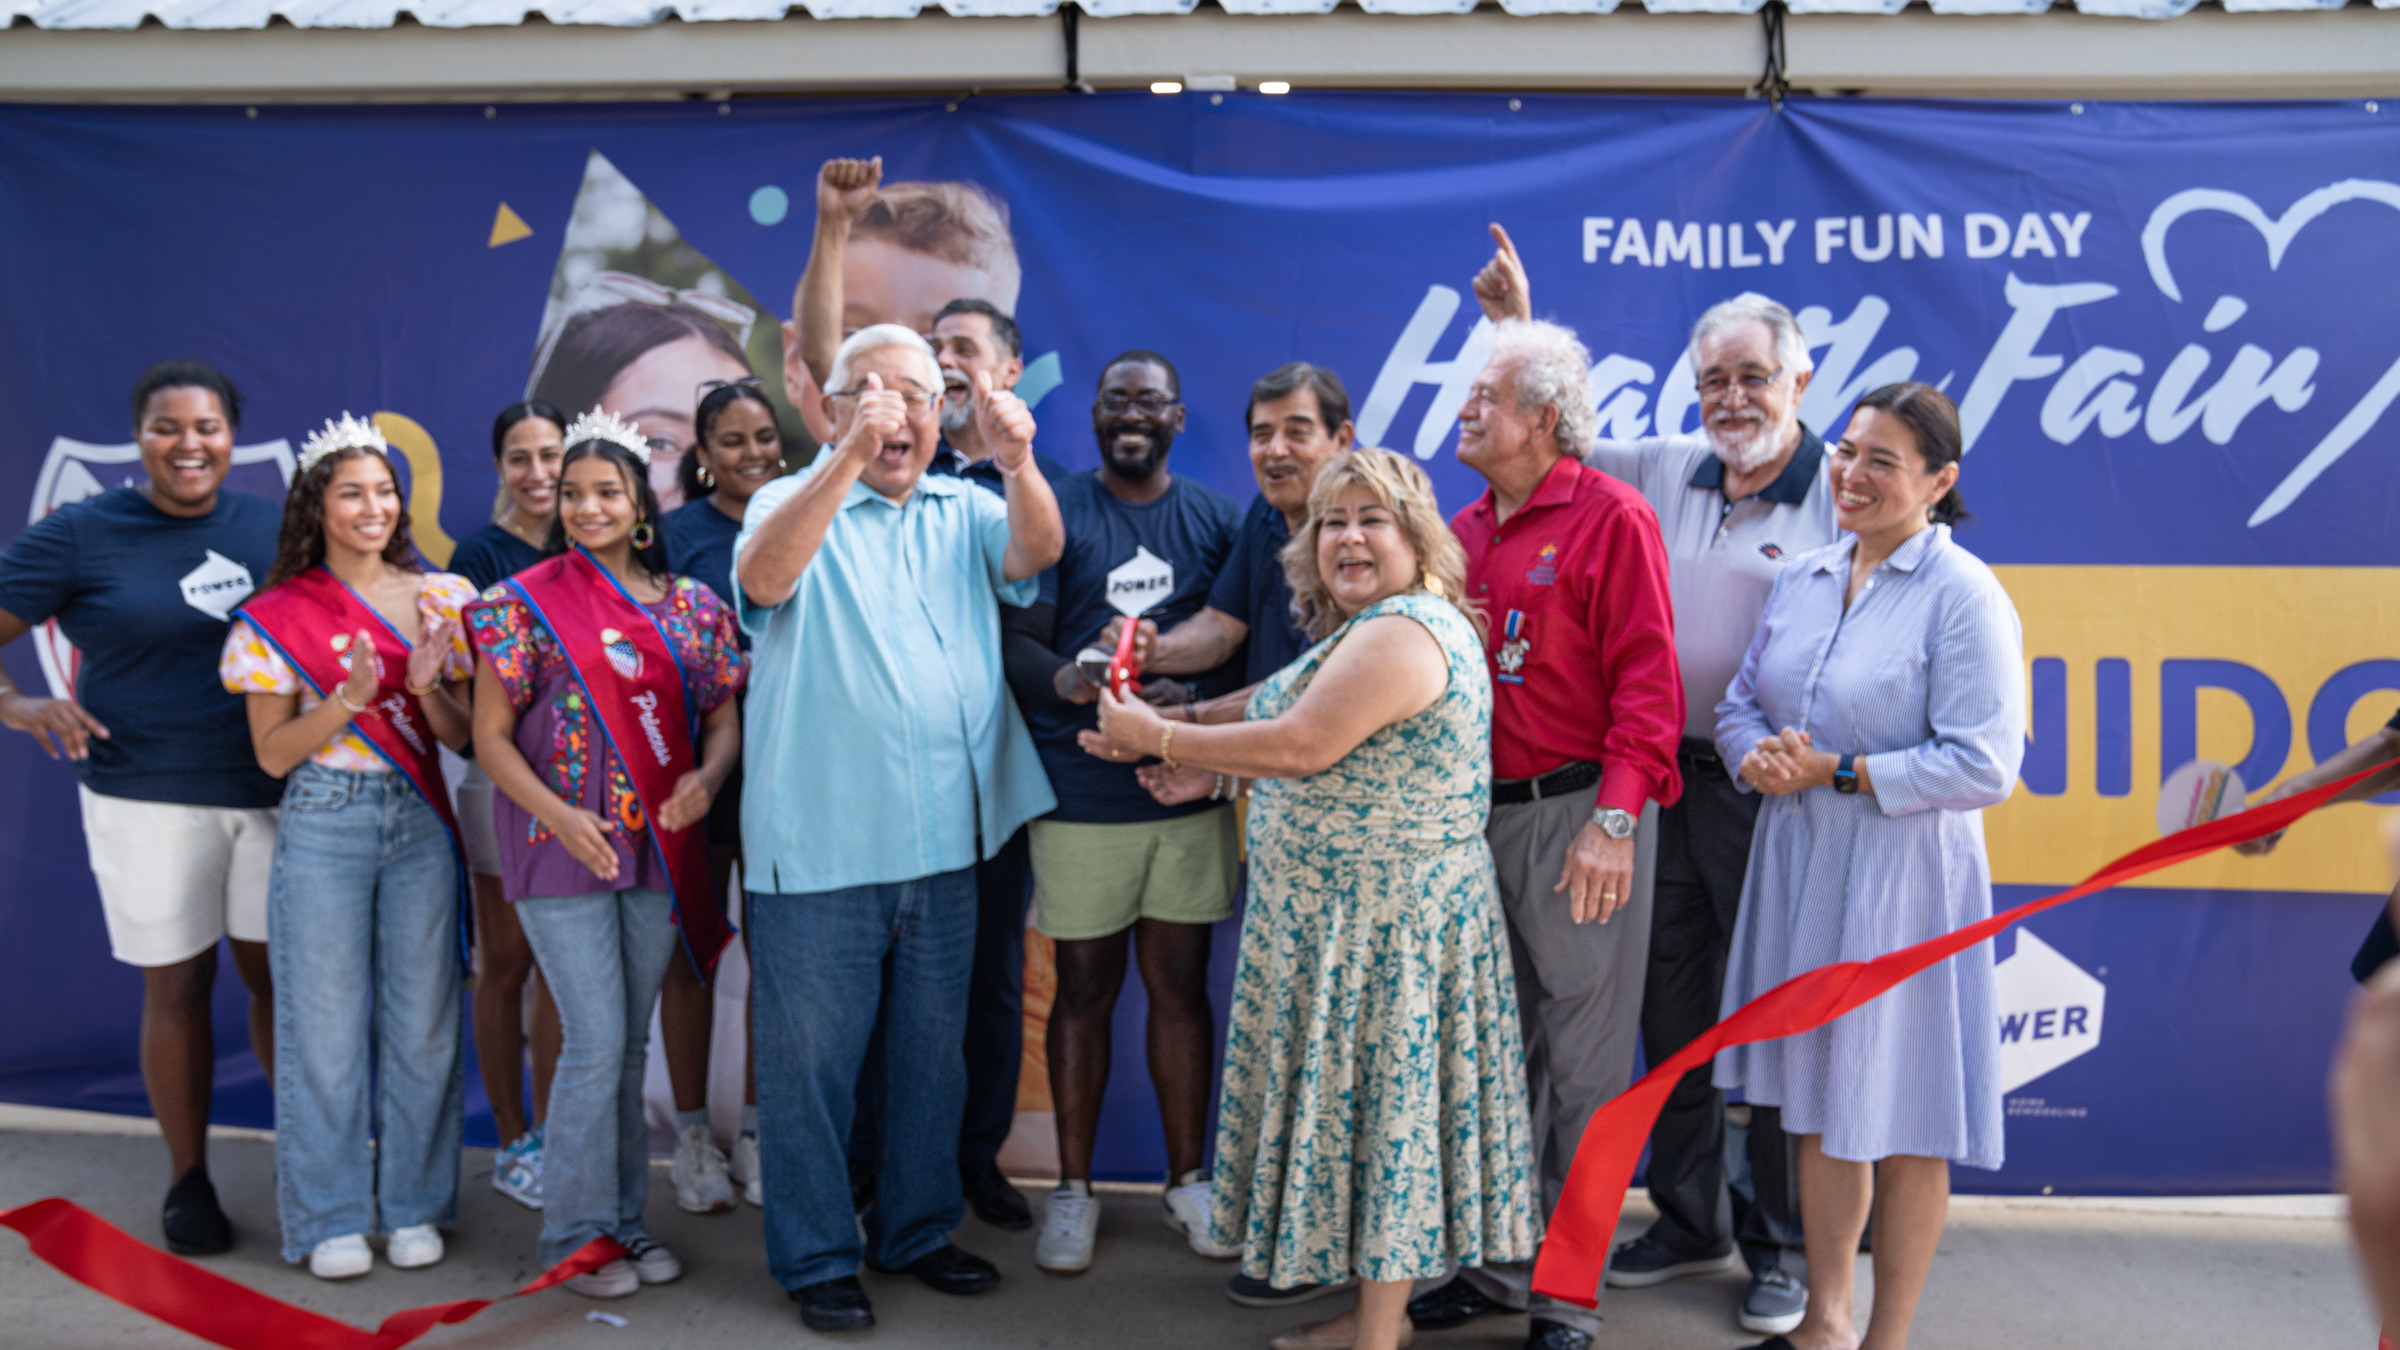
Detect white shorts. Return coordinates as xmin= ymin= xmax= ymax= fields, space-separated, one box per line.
xmin=454 ymin=759 xmax=503 ymax=877
xmin=78 ymin=785 xmax=278 ymax=967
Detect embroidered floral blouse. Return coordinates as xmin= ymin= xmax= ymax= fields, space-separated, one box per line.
xmin=465 ymin=573 xmax=744 ymax=901
xmin=217 ymin=572 xmax=477 ymax=772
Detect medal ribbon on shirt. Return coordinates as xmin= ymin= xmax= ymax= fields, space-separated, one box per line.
xmin=235 ymin=566 xmax=466 ymax=880
xmin=1494 ymin=608 xmax=1530 ymax=684
xmin=504 ymin=548 xmax=731 ymax=977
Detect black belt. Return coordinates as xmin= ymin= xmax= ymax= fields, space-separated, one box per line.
xmin=1678 ymin=736 xmax=1721 ymax=764
xmin=1491 ymin=760 xmax=1601 ymax=806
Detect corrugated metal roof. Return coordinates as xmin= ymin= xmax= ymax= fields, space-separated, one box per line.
xmin=2 ymin=0 xmax=2380 ymax=28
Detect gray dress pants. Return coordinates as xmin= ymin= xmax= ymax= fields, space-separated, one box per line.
xmin=1463 ymin=783 xmax=1654 ymax=1337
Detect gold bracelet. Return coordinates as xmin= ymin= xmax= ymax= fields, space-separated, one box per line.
xmin=404 ymin=678 xmax=440 ymax=698
xmin=1159 ymin=721 xmax=1178 ymax=770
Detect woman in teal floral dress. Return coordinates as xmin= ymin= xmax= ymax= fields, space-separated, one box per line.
xmin=1085 ymin=449 xmax=1537 ymax=1350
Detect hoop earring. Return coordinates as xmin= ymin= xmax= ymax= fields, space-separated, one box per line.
xmin=630 ymin=520 xmax=656 ymax=550
xmin=697 ymin=464 xmax=715 ymax=489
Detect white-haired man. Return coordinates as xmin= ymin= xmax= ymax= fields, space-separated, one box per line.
xmin=1407 ymin=306 xmax=1684 ymax=1350
xmin=734 ymin=323 xmax=1062 ymax=1334
xmin=1471 ymin=233 xmax=1838 ymax=1337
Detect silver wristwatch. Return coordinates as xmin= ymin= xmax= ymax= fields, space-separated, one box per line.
xmin=1590 ymin=806 xmax=1636 ymax=839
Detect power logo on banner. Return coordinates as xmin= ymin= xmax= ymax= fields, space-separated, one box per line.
xmin=1997 ymin=930 xmax=2106 ymax=1115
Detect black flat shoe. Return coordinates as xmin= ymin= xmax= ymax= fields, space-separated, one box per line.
xmin=1406 ymin=1274 xmax=1505 ymax=1330
xmin=792 ymin=1276 xmax=875 ymax=1332
xmin=1525 ymin=1319 xmax=1595 ymax=1350
xmin=876 ymin=1242 xmax=1001 ymax=1296
xmin=1739 ymin=1338 xmax=1799 ymax=1350
xmin=962 ymin=1159 xmax=1032 ymax=1230
xmin=161 ymin=1165 xmax=231 ymax=1256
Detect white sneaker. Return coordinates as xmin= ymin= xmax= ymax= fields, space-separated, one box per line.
xmin=1035 ymin=1187 xmax=1100 ymax=1274
xmin=1163 ymin=1179 xmax=1242 ymax=1259
xmin=308 ymin=1233 xmax=372 ymax=1280
xmin=670 ymin=1124 xmax=738 ymax=1214
xmin=731 ymin=1132 xmax=763 ymax=1207
xmin=385 ymin=1224 xmax=444 ymax=1270
xmin=621 ymin=1234 xmax=683 ymax=1285
xmin=565 ymin=1258 xmax=640 ymax=1299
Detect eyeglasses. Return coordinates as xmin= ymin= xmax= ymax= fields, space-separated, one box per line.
xmin=827 ymin=386 xmax=937 ymax=412
xmin=699 ymin=375 xmax=762 ymax=402
xmin=1696 ymin=368 xmax=1785 ymax=401
xmin=1098 ymin=392 xmax=1180 ymax=416
xmin=524 ymin=270 xmax=762 ymax=404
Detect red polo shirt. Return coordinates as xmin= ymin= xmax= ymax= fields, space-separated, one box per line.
xmin=1454 ymin=454 xmax=1684 ymax=814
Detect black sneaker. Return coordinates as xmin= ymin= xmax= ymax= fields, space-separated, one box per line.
xmin=962 ymin=1159 xmax=1032 ymax=1230
xmin=1406 ymin=1273 xmax=1507 ymax=1329
xmin=162 ymin=1165 xmax=232 ymax=1256
xmin=1603 ymin=1233 xmax=1739 ymax=1288
xmin=1224 ymin=1271 xmax=1355 ymax=1308
xmin=792 ymin=1275 xmax=875 ymax=1332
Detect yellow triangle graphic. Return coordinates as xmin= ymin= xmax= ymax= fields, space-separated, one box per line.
xmin=488 ymin=202 xmax=533 ymax=248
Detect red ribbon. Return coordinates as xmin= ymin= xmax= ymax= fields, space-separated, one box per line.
xmin=0 ymin=1197 xmax=621 ymax=1350
xmin=1530 ymin=760 xmax=2393 ymax=1308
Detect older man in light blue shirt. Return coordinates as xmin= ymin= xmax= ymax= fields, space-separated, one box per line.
xmin=734 ymin=322 xmax=1062 ymax=1333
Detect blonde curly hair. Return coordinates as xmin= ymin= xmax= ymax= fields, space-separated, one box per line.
xmin=1279 ymin=448 xmax=1485 ymax=643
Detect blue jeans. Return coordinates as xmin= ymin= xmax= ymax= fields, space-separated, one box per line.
xmin=752 ymin=867 xmax=976 ymax=1289
xmin=267 ymin=763 xmax=464 ymax=1262
xmin=515 ymin=885 xmax=679 ymax=1269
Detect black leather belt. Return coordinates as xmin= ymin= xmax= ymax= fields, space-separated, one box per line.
xmin=1678 ymin=736 xmax=1721 ymax=764
xmin=1491 ymin=760 xmax=1601 ymax=806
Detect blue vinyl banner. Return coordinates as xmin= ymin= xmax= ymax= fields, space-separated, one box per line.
xmin=0 ymin=92 xmax=2392 ymax=1192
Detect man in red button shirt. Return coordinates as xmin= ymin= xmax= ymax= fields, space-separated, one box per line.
xmin=1406 ymin=317 xmax=1685 ymax=1350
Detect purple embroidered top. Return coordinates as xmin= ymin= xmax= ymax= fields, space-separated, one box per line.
xmin=466 ymin=573 xmax=745 ymax=902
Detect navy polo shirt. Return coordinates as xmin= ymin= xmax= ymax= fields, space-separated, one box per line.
xmin=1206 ymin=494 xmax=1314 ymax=686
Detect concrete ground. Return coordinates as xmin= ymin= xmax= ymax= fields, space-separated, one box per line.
xmin=0 ymin=1105 xmax=2379 ymax=1350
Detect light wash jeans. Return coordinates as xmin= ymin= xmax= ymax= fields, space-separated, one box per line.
xmin=751 ymin=867 xmax=976 ymax=1290
xmin=515 ymin=884 xmax=678 ymax=1268
xmin=267 ymin=762 xmax=464 ymax=1262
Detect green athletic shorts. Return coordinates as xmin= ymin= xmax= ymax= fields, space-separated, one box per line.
xmin=1029 ymin=807 xmax=1239 ymax=941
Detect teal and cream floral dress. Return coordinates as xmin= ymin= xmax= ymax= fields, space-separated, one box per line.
xmin=1207 ymin=590 xmax=1540 ymax=1286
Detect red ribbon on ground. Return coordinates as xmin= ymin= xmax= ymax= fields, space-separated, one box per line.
xmin=1531 ymin=761 xmax=2394 ymax=1308
xmin=0 ymin=1197 xmax=621 ymax=1350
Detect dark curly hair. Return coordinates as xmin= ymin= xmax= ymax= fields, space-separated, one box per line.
xmin=545 ymin=439 xmax=670 ymax=582
xmin=131 ymin=358 xmax=242 ymax=431
xmin=265 ymin=446 xmax=423 ymax=587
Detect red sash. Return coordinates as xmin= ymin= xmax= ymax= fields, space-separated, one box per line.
xmin=237 ymin=566 xmax=463 ymax=856
xmin=505 ymin=548 xmax=730 ymax=975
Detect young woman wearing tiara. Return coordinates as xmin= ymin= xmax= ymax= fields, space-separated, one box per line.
xmin=219 ymin=414 xmax=477 ymax=1279
xmin=466 ymin=407 xmax=745 ymax=1299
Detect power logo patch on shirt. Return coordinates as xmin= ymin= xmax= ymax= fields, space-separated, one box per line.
xmin=1106 ymin=546 xmax=1175 ymax=616
xmin=178 ymin=549 xmax=254 ymax=622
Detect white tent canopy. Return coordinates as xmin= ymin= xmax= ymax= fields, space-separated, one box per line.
xmin=0 ymin=0 xmax=2391 ymax=101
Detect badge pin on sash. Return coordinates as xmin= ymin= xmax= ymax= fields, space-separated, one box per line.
xmin=601 ymin=627 xmax=642 ymax=681
xmin=328 ymin=631 xmax=378 ymax=681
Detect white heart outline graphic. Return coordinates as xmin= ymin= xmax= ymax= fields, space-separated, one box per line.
xmin=2140 ymin=178 xmax=2400 ymax=525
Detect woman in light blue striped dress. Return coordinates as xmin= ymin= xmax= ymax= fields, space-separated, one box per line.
xmin=1712 ymin=384 xmax=2024 ymax=1350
